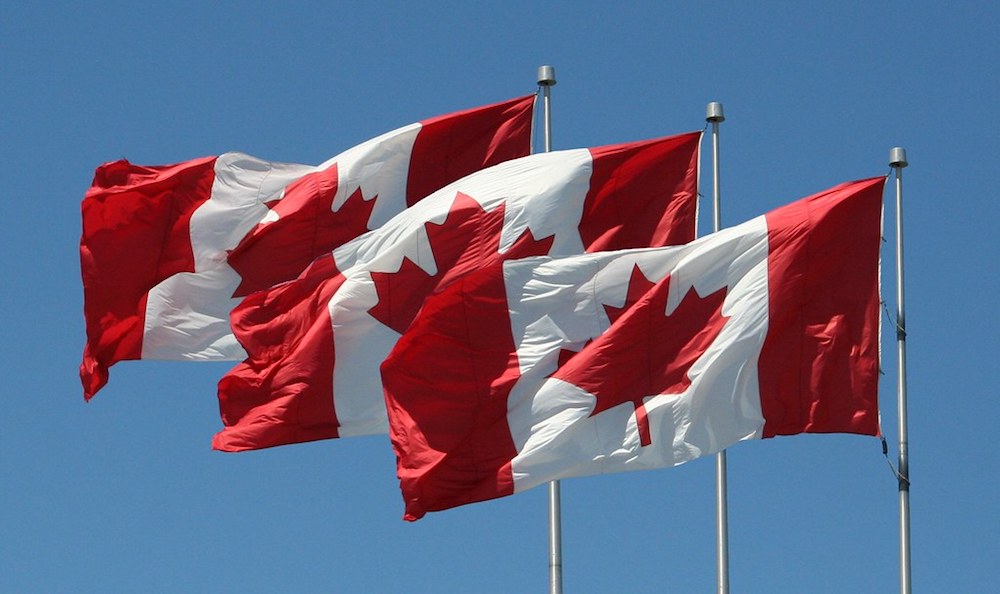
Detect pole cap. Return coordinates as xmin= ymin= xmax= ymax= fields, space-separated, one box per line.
xmin=889 ymin=147 xmax=908 ymax=168
xmin=537 ymin=65 xmax=557 ymax=87
xmin=706 ymin=102 xmax=725 ymax=122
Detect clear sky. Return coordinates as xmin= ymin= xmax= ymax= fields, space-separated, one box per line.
xmin=2 ymin=2 xmax=997 ymax=592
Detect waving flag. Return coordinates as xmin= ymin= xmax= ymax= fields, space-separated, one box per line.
xmin=79 ymin=95 xmax=535 ymax=399
xmin=381 ymin=176 xmax=885 ymax=520
xmin=214 ymin=132 xmax=702 ymax=451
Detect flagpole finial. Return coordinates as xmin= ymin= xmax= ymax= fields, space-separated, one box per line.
xmin=537 ymin=65 xmax=557 ymax=87
xmin=706 ymin=102 xmax=725 ymax=123
xmin=890 ymin=147 xmax=908 ymax=169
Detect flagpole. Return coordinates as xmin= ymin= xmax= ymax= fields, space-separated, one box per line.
xmin=889 ymin=147 xmax=911 ymax=594
xmin=706 ymin=101 xmax=730 ymax=594
xmin=537 ymin=64 xmax=563 ymax=594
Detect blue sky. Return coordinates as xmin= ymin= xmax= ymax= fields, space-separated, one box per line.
xmin=2 ymin=2 xmax=997 ymax=592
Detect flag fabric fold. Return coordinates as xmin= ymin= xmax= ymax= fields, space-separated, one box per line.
xmin=381 ymin=176 xmax=885 ymax=520
xmin=214 ymin=132 xmax=703 ymax=451
xmin=80 ymin=95 xmax=536 ymax=399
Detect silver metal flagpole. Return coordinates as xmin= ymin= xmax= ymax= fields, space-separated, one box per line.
xmin=537 ymin=64 xmax=563 ymax=594
xmin=706 ymin=101 xmax=729 ymax=594
xmin=889 ymin=147 xmax=911 ymax=594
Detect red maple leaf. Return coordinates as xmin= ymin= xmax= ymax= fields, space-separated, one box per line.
xmin=228 ymin=163 xmax=377 ymax=297
xmin=552 ymin=264 xmax=657 ymax=376
xmin=552 ymin=264 xmax=728 ymax=446
xmin=369 ymin=192 xmax=554 ymax=334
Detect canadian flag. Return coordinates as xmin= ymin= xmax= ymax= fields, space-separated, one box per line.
xmin=381 ymin=176 xmax=885 ymax=520
xmin=214 ymin=132 xmax=702 ymax=451
xmin=79 ymin=95 xmax=535 ymax=399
